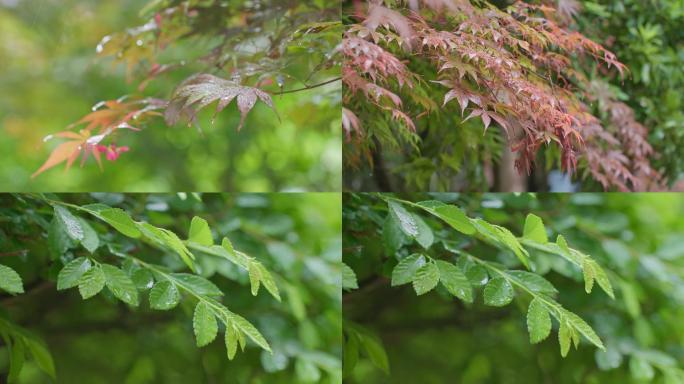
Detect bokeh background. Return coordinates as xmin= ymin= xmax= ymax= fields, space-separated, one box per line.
xmin=0 ymin=0 xmax=341 ymax=192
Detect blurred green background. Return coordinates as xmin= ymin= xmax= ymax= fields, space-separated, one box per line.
xmin=0 ymin=0 xmax=341 ymax=192
xmin=344 ymin=193 xmax=684 ymax=383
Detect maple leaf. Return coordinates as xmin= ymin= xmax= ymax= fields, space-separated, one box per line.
xmin=165 ymin=74 xmax=277 ymax=131
xmin=32 ymin=131 xmax=94 ymax=178
xmin=342 ymin=107 xmax=362 ymax=141
xmin=33 ymin=99 xmax=159 ymax=178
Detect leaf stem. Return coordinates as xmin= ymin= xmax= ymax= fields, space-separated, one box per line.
xmin=270 ymin=77 xmax=341 ymax=95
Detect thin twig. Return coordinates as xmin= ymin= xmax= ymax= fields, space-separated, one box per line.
xmin=270 ymin=77 xmax=341 ymax=95
xmin=0 ymin=250 xmax=27 ymax=258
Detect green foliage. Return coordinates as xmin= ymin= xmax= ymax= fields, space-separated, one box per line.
xmin=0 ymin=193 xmax=341 ymax=383
xmin=577 ymin=0 xmax=684 ymax=185
xmin=0 ymin=316 xmax=56 ymax=382
xmin=343 ymin=193 xmax=684 ymax=383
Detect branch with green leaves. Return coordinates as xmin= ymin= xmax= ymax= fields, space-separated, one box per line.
xmin=1 ymin=196 xmax=283 ymax=382
xmin=343 ymin=195 xmax=616 ymax=376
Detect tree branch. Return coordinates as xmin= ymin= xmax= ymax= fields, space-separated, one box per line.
xmin=0 ymin=250 xmax=28 ymax=258
xmin=270 ymin=77 xmax=341 ymax=95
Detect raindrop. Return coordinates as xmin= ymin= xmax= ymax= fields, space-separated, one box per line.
xmin=86 ymin=134 xmax=106 ymax=145
xmin=96 ymin=35 xmax=112 ymax=54
xmin=43 ymin=134 xmax=54 ymax=142
xmin=136 ymin=39 xmax=143 ymax=46
xmin=91 ymin=101 xmax=106 ymax=111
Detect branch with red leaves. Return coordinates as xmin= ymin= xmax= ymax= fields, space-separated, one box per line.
xmin=33 ymin=0 xmax=341 ymax=178
xmin=343 ymin=0 xmax=663 ymax=191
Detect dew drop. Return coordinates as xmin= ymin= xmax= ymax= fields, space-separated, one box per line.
xmin=136 ymin=39 xmax=143 ymax=46
xmin=96 ymin=35 xmax=112 ymax=54
xmin=43 ymin=134 xmax=54 ymax=142
xmin=92 ymin=101 xmax=106 ymax=111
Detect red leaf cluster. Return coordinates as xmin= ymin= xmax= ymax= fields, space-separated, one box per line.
xmin=343 ymin=0 xmax=662 ymax=190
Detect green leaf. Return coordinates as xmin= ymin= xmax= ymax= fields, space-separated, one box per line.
xmin=78 ymin=265 xmax=105 ymax=299
xmin=493 ymin=225 xmax=530 ymax=269
xmin=357 ymin=330 xmax=389 ymax=374
xmin=78 ymin=218 xmax=99 ymax=253
xmin=559 ymin=320 xmax=571 ymax=357
xmin=7 ymin=337 xmax=26 ymax=384
xmin=228 ymin=312 xmax=271 ymax=352
xmin=412 ymin=262 xmax=440 ymax=295
xmin=507 ymin=271 xmax=558 ymax=296
xmin=620 ymin=280 xmax=640 ymax=318
xmin=99 ymin=208 xmax=141 ymax=238
xmin=171 ymin=273 xmax=222 ymax=296
xmin=0 ymin=264 xmax=24 ymax=294
xmin=383 ymin=214 xmax=407 ymax=254
xmin=464 ymin=264 xmax=489 ymax=286
xmin=256 ymin=263 xmax=280 ymax=301
xmin=483 ymin=277 xmax=514 ymax=307
xmin=391 ymin=254 xmax=426 ymax=286
xmin=343 ymin=331 xmax=359 ymax=378
xmin=248 ymin=261 xmax=261 ymax=296
xmin=435 ymin=260 xmax=472 ymax=303
xmin=57 ymin=257 xmax=92 ymax=290
xmin=582 ymin=259 xmax=595 ymax=293
xmin=432 ymin=205 xmax=476 ymax=235
xmin=193 ymin=302 xmax=218 ymax=347
xmin=523 ymin=213 xmax=548 ymax=243
xmin=342 ymin=262 xmax=358 ymax=290
xmin=295 ymin=358 xmax=321 ymax=382
xmin=131 ymin=269 xmax=154 ymax=290
xmin=8 ymin=337 xmax=25 ymax=383
xmin=139 ymin=223 xmax=195 ymax=271
xmin=53 ymin=205 xmax=84 ymax=241
xmin=595 ymin=347 xmax=623 ymax=370
xmin=563 ymin=310 xmax=604 ymax=350
xmin=415 ymin=200 xmax=447 ymax=210
xmin=101 ymin=264 xmax=139 ymax=306
xmin=473 ymin=219 xmax=529 ymax=268
xmin=630 ymin=356 xmax=655 ymax=381
xmin=413 ymin=214 xmax=434 ymax=249
xmin=221 ymin=237 xmax=235 ymax=256
xmin=225 ymin=324 xmax=238 ymax=360
xmin=527 ymin=298 xmax=551 ymax=343
xmin=556 ymin=234 xmax=570 ymax=255
xmin=149 ymin=281 xmax=180 ymax=310
xmin=188 ymin=216 xmax=213 ymax=246
xmin=25 ymin=338 xmax=56 ymax=379
xmin=591 ymin=260 xmax=615 ymax=299
xmin=47 ymin=217 xmax=73 ymax=259
xmin=388 ymin=201 xmax=418 ymax=237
